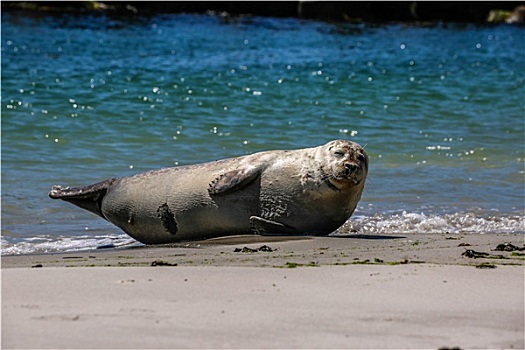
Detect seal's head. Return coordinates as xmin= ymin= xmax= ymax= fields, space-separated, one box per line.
xmin=320 ymin=139 xmax=368 ymax=188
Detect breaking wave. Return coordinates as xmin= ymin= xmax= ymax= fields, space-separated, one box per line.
xmin=1 ymin=234 xmax=140 ymax=256
xmin=337 ymin=211 xmax=525 ymax=235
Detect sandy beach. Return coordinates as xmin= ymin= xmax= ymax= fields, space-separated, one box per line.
xmin=2 ymin=232 xmax=524 ymax=349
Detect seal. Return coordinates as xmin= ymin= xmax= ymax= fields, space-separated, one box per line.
xmin=49 ymin=140 xmax=368 ymax=244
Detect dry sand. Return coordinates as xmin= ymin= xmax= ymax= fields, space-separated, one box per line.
xmin=2 ymin=232 xmax=524 ymax=349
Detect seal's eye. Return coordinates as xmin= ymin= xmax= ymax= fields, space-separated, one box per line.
xmin=357 ymin=154 xmax=367 ymax=163
xmin=334 ymin=150 xmax=345 ymax=157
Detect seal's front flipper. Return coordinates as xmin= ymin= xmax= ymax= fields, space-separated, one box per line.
xmin=208 ymin=166 xmax=261 ymax=195
xmin=250 ymin=216 xmax=297 ymax=234
xmin=49 ymin=178 xmax=118 ymax=219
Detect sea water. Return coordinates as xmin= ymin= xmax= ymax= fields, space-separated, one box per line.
xmin=2 ymin=12 xmax=524 ymax=255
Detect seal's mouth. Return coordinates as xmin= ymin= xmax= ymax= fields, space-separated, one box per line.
xmin=324 ymin=168 xmax=364 ymax=192
xmin=332 ymin=163 xmax=364 ymax=183
xmin=332 ymin=175 xmax=363 ymax=187
xmin=324 ymin=176 xmax=362 ymax=193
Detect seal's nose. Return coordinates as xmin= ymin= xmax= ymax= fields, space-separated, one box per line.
xmin=344 ymin=163 xmax=358 ymax=172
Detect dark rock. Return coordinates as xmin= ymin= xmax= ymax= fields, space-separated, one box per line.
xmin=151 ymin=260 xmax=177 ymax=266
xmin=462 ymin=249 xmax=490 ymax=258
xmin=494 ymin=242 xmax=525 ymax=252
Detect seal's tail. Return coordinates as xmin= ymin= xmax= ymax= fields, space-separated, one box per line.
xmin=49 ymin=178 xmax=118 ymax=219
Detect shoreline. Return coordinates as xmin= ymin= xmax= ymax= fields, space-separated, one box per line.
xmin=2 ymin=232 xmax=524 ymax=268
xmin=2 ymin=233 xmax=524 ymax=348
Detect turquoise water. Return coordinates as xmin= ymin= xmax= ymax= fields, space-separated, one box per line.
xmin=2 ymin=13 xmax=524 ymax=254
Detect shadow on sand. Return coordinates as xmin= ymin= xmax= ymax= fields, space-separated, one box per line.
xmin=131 ymin=233 xmax=408 ymax=249
xmin=330 ymin=234 xmax=407 ymax=240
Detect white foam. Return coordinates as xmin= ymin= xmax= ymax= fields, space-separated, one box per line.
xmin=1 ymin=234 xmax=140 ymax=256
xmin=338 ymin=211 xmax=525 ymax=235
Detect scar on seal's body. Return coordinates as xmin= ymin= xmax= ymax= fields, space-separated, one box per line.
xmin=157 ymin=203 xmax=178 ymax=235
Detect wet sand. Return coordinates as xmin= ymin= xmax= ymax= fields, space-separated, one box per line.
xmin=2 ymin=232 xmax=524 ymax=349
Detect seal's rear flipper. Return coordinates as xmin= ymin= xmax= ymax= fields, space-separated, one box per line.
xmin=250 ymin=216 xmax=297 ymax=235
xmin=49 ymin=178 xmax=118 ymax=219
